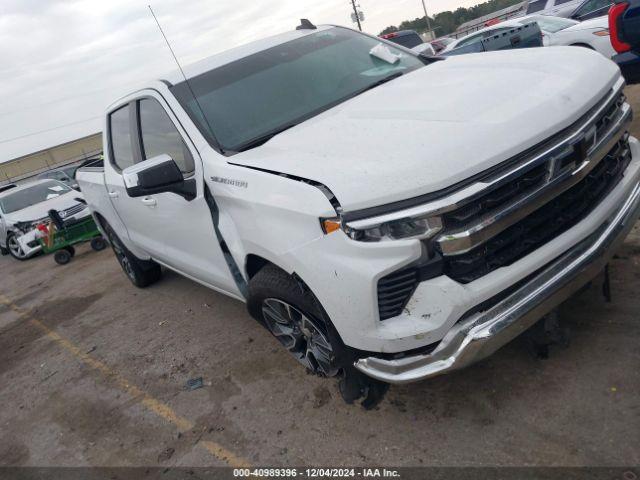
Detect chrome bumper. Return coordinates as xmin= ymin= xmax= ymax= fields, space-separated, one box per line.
xmin=355 ymin=181 xmax=640 ymax=385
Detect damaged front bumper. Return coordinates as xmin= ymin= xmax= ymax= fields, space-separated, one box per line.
xmin=354 ymin=180 xmax=640 ymax=384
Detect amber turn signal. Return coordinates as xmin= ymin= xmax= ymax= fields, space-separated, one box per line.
xmin=321 ymin=218 xmax=341 ymax=234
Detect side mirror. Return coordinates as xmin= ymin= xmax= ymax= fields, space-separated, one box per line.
xmin=122 ymin=154 xmax=196 ymax=201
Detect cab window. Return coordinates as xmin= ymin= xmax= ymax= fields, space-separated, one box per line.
xmin=109 ymin=105 xmax=135 ymax=171
xmin=138 ymin=98 xmax=195 ymax=174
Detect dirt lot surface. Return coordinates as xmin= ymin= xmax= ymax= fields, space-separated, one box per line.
xmin=1 ymin=86 xmax=640 ymax=469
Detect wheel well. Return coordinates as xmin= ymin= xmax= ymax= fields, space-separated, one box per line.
xmin=570 ymin=43 xmax=594 ymax=49
xmin=245 ymin=254 xmax=271 ymax=279
xmin=92 ymin=212 xmax=107 ymax=230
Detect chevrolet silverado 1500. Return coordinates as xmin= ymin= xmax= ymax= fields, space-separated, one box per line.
xmin=77 ymin=23 xmax=640 ymax=406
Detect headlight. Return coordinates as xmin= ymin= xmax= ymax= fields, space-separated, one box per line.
xmin=13 ymin=221 xmax=37 ymax=234
xmin=334 ymin=215 xmax=442 ymax=242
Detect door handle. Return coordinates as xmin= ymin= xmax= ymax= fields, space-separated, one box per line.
xmin=141 ymin=197 xmax=157 ymax=207
xmin=108 ymin=191 xmax=119 ymax=198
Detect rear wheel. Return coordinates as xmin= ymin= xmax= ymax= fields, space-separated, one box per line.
xmin=6 ymin=233 xmax=28 ymax=261
xmin=104 ymin=224 xmax=162 ymax=288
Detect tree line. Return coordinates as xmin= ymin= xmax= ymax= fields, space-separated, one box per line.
xmin=379 ymin=0 xmax=523 ymax=37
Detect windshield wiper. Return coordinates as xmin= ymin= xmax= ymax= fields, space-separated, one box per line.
xmin=235 ymin=123 xmax=299 ymax=152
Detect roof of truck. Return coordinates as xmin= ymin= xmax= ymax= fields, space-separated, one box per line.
xmin=163 ymin=24 xmax=335 ymax=85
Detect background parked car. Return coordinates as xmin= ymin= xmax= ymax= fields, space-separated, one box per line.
xmin=609 ymin=0 xmax=640 ymax=83
xmin=547 ymin=15 xmax=614 ymax=56
xmin=430 ymin=37 xmax=455 ymax=53
xmin=380 ymin=30 xmax=436 ymax=55
xmin=570 ymin=0 xmax=614 ymax=20
xmin=37 ymin=164 xmax=81 ymax=190
xmin=525 ymin=0 xmax=585 ymax=18
xmin=0 ymin=179 xmax=90 ymax=260
xmin=441 ymin=15 xmax=613 ymax=58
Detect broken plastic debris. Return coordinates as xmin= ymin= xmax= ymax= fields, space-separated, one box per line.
xmin=185 ymin=377 xmax=204 ymax=391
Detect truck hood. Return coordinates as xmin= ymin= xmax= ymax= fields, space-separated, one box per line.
xmin=230 ymin=47 xmax=620 ymax=213
xmin=3 ymin=191 xmax=85 ymax=224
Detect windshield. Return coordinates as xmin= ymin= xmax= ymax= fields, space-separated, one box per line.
xmin=171 ymin=27 xmax=425 ymax=153
xmin=522 ymin=16 xmax=578 ymax=32
xmin=0 ymin=180 xmax=71 ymax=214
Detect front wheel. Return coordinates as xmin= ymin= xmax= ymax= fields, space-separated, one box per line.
xmin=103 ymin=224 xmax=162 ymax=288
xmin=6 ymin=233 xmax=29 ymax=261
xmin=247 ymin=265 xmax=339 ymax=377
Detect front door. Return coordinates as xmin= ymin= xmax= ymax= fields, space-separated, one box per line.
xmin=106 ymin=92 xmax=241 ymax=297
xmin=104 ymin=103 xmax=167 ymax=260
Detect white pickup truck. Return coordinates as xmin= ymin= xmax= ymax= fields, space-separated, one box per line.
xmin=77 ymin=23 xmax=640 ymax=406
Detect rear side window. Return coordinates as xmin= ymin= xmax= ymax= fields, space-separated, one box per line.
xmin=526 ymin=0 xmax=548 ymax=13
xmin=388 ymin=33 xmax=423 ymax=49
xmin=138 ymin=98 xmax=195 ymax=174
xmin=109 ymin=105 xmax=134 ymax=171
xmin=458 ymin=33 xmax=483 ymax=47
xmin=574 ymin=0 xmax=610 ymax=15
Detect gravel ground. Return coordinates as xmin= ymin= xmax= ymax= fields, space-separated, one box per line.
xmin=0 ymin=85 xmax=639 ymax=468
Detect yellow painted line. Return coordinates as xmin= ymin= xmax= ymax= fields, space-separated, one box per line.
xmin=0 ymin=293 xmax=250 ymax=468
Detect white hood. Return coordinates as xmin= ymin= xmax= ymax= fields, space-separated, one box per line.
xmin=3 ymin=190 xmax=85 ymax=224
xmin=231 ymin=47 xmax=620 ymax=212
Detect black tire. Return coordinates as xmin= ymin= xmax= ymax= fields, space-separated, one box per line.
xmin=6 ymin=233 xmax=28 ymax=261
xmin=247 ymin=264 xmax=342 ymax=377
xmin=103 ymin=223 xmax=162 ymax=288
xmin=54 ymin=249 xmax=72 ymax=265
xmin=90 ymin=237 xmax=107 ymax=251
xmin=66 ymin=245 xmax=76 ymax=257
xmin=247 ymin=264 xmax=390 ymax=408
xmin=0 ymin=245 xmax=8 ymax=256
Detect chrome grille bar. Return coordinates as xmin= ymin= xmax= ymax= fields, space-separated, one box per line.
xmin=437 ymin=100 xmax=631 ymax=256
xmin=346 ymin=78 xmax=626 ymax=231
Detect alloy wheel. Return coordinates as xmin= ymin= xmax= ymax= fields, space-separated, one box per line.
xmin=261 ymin=298 xmax=337 ymax=376
xmin=7 ymin=235 xmax=27 ymax=259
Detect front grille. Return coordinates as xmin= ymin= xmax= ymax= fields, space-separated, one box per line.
xmin=444 ymin=137 xmax=631 ymax=283
xmin=443 ymin=93 xmax=626 ymax=232
xmin=373 ymin=87 xmax=630 ymax=321
xmin=444 ymin=164 xmax=548 ymax=229
xmin=377 ymin=269 xmax=419 ymax=320
xmin=60 ymin=203 xmax=86 ymax=218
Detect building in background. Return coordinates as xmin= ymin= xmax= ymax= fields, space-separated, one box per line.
xmin=0 ymin=133 xmax=102 ymax=186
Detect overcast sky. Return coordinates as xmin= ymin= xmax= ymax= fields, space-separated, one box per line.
xmin=0 ymin=0 xmax=480 ymax=162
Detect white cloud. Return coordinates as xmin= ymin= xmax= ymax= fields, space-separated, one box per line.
xmin=0 ymin=0 xmax=473 ymax=161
